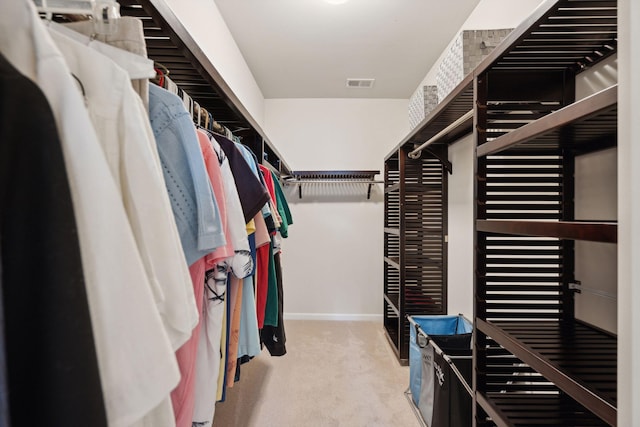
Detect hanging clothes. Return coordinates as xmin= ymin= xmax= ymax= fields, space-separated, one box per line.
xmin=209 ymin=137 xmax=254 ymax=279
xmin=261 ymin=251 xmax=288 ymax=356
xmin=0 ymin=239 xmax=6 ymax=427
xmin=1 ymin=4 xmax=181 ymax=426
xmin=148 ymin=83 xmax=226 ymax=267
xmin=147 ymin=85 xmax=224 ymax=427
xmin=230 ymin=144 xmax=265 ymax=364
xmin=256 ymin=165 xmax=277 ymax=328
xmin=0 ymin=51 xmax=108 ymax=427
xmin=272 ymin=171 xmax=294 ymax=238
xmin=2 ymin=3 xmax=294 ymax=424
xmin=196 ymin=129 xmax=234 ymax=264
xmin=259 ymin=170 xmax=292 ymax=356
xmin=225 ymin=275 xmax=244 ymax=388
xmin=191 ymin=129 xmax=234 ymax=426
xmin=48 ymin=25 xmax=199 ymax=354
xmin=62 ymin=16 xmax=152 ymax=110
xmin=212 ymin=134 xmax=270 ymax=223
xmin=263 ymin=238 xmax=280 ymax=328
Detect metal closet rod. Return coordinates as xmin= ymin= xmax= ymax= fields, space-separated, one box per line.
xmin=285 ymin=180 xmax=385 ymax=184
xmin=408 ymin=109 xmax=474 ymax=158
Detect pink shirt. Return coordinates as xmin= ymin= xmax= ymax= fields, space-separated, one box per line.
xmin=198 ymin=129 xmax=233 ymax=265
xmin=171 ymin=130 xmax=234 ymax=427
xmin=170 ymin=258 xmax=206 ymax=427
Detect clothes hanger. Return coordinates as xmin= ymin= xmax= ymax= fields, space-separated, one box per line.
xmin=194 ymin=102 xmax=202 ymax=127
xmin=152 ymin=62 xmax=169 ymax=88
xmin=202 ymin=107 xmax=210 ymax=130
xmin=35 ymin=0 xmax=120 ymax=35
xmin=47 ymin=21 xmax=155 ymax=80
xmin=207 ymin=112 xmax=213 ymax=131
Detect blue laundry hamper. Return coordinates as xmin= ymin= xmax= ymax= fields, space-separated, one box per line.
xmin=408 ymin=314 xmax=473 ymax=427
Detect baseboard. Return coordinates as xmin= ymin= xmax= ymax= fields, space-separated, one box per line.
xmin=283 ymin=313 xmax=383 ymax=322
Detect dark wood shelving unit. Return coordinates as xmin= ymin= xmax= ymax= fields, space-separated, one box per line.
xmin=382 ymin=31 xmax=485 ymax=365
xmin=118 ymin=0 xmax=290 ymax=174
xmin=472 ymin=1 xmax=618 ymax=426
xmin=383 ymin=144 xmax=450 ymax=364
xmin=476 ymin=220 xmax=617 ymax=243
xmin=477 ymin=84 xmax=618 ymax=157
xmin=478 ymin=319 xmax=617 ymax=425
xmin=477 ymin=393 xmax=610 ymax=427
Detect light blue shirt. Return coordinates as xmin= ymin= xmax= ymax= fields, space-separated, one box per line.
xmin=149 ymin=84 xmax=225 ymax=265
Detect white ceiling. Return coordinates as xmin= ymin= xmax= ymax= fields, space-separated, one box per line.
xmin=213 ymin=0 xmax=482 ymax=99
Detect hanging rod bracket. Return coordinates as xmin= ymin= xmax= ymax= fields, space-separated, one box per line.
xmin=409 ymin=147 xmax=453 ymax=175
xmin=407 ymin=109 xmax=474 ymax=159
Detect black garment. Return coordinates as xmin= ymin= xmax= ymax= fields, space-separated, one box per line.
xmin=0 ymin=240 xmax=8 ymax=427
xmin=261 ymin=252 xmax=287 ymax=356
xmin=212 ymin=134 xmax=270 ymax=223
xmin=0 ymin=54 xmax=107 ymax=426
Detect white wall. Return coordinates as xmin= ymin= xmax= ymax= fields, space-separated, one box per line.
xmin=447 ymin=135 xmax=475 ymax=319
xmin=576 ymin=55 xmax=618 ymax=100
xmin=163 ymin=0 xmax=266 ymax=126
xmin=265 ymin=99 xmax=408 ymax=320
xmin=574 ymin=149 xmax=617 ymax=334
xmin=618 ymin=0 xmax=640 ymax=424
xmin=572 ymin=57 xmax=619 ymax=333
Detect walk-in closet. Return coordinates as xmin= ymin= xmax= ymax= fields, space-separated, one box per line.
xmin=2 ymin=0 xmax=639 ymax=426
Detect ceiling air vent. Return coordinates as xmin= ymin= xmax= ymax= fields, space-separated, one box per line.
xmin=346 ymin=78 xmax=375 ymax=88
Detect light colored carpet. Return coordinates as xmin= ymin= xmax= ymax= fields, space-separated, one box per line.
xmin=212 ymin=320 xmax=420 ymax=427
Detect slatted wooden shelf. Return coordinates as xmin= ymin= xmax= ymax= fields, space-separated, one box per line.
xmin=477 ymin=392 xmax=609 ymax=427
xmin=478 ymin=85 xmax=618 ymax=157
xmin=478 ymin=319 xmax=617 ymax=426
xmin=476 ymin=220 xmax=617 ymax=243
xmin=475 ymin=0 xmax=617 ymax=75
